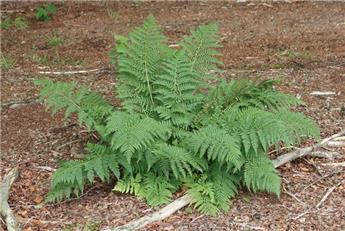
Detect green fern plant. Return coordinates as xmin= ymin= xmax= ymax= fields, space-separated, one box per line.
xmin=35 ymin=15 xmax=320 ymax=215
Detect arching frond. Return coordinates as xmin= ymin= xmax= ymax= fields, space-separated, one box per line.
xmin=106 ymin=111 xmax=171 ymax=159
xmin=181 ymin=22 xmax=222 ymax=78
xmin=186 ymin=126 xmax=242 ymax=169
xmin=116 ymin=15 xmax=172 ymax=113
xmin=243 ymin=153 xmax=281 ymax=196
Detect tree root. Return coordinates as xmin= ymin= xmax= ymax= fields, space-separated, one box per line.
xmin=0 ymin=168 xmax=20 ymax=231
xmin=104 ymin=130 xmax=345 ymax=231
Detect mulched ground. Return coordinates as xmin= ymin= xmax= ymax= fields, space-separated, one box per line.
xmin=1 ymin=1 xmax=345 ymax=230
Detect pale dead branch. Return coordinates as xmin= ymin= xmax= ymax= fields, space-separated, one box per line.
xmin=310 ymin=91 xmax=336 ymax=97
xmin=102 ymin=195 xmax=191 ymax=231
xmin=322 ymin=162 xmax=345 ymax=168
xmin=310 ymin=151 xmax=341 ymax=160
xmin=272 ymin=129 xmax=345 ymax=167
xmin=0 ymin=168 xmax=20 ymax=231
xmin=38 ymin=68 xmax=109 ymax=75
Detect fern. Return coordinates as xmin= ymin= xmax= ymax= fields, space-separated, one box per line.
xmin=46 ymin=143 xmax=122 ymax=202
xmin=181 ymin=22 xmax=222 ymax=78
xmin=36 ymin=16 xmax=320 ymax=215
xmin=186 ymin=165 xmax=240 ymax=215
xmin=34 ymin=79 xmax=113 ymax=138
xmin=116 ymin=15 xmax=170 ymax=113
xmin=153 ymin=51 xmax=204 ymax=127
xmin=244 ymin=153 xmax=281 ymax=196
xmin=114 ymin=173 xmax=177 ymax=206
xmin=221 ymin=107 xmax=319 ymax=154
xmin=106 ymin=112 xmax=171 ymax=160
xmin=186 ymin=126 xmax=243 ymax=169
xmin=152 ymin=143 xmax=206 ymax=179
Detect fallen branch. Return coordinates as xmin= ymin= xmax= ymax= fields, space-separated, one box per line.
xmin=310 ymin=151 xmax=341 ymax=160
xmin=103 ymin=195 xmax=191 ymax=231
xmin=310 ymin=91 xmax=336 ymax=97
xmin=38 ymin=68 xmax=109 ymax=75
xmin=1 ymin=97 xmax=39 ymax=109
xmin=322 ymin=162 xmax=345 ymax=168
xmin=106 ymin=130 xmax=345 ymax=231
xmin=272 ymin=129 xmax=345 ymax=167
xmin=0 ymin=168 xmax=20 ymax=231
xmin=326 ymin=141 xmax=345 ymax=147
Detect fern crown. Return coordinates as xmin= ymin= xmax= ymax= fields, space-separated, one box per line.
xmin=35 ymin=15 xmax=319 ymax=215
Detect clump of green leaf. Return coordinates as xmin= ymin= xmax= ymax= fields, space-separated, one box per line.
xmin=13 ymin=17 xmax=28 ymax=30
xmin=1 ymin=54 xmax=15 ymax=70
xmin=107 ymin=9 xmax=118 ymax=21
xmin=36 ymin=16 xmax=320 ymax=215
xmin=1 ymin=17 xmax=13 ymax=30
xmin=36 ymin=3 xmax=57 ymax=21
xmin=46 ymin=33 xmax=63 ymax=47
xmin=1 ymin=16 xmax=28 ymax=30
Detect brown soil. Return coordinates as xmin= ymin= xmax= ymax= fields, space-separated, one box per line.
xmin=1 ymin=1 xmax=345 ymax=231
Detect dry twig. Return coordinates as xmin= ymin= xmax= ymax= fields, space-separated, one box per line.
xmin=316 ymin=179 xmax=344 ymax=209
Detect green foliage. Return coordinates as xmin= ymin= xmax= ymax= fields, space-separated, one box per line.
xmin=1 ymin=54 xmax=15 ymax=70
xmin=36 ymin=16 xmax=320 ymax=215
xmin=114 ymin=173 xmax=177 ymax=206
xmin=1 ymin=17 xmax=12 ymax=30
xmin=1 ymin=16 xmax=28 ymax=30
xmin=36 ymin=3 xmax=57 ymax=21
xmin=181 ymin=22 xmax=222 ymax=79
xmin=186 ymin=165 xmax=240 ymax=215
xmin=46 ymin=33 xmax=63 ymax=47
xmin=106 ymin=112 xmax=170 ymax=159
xmin=13 ymin=17 xmax=28 ymax=30
xmin=107 ymin=9 xmax=119 ymax=21
xmin=244 ymin=153 xmax=281 ymax=196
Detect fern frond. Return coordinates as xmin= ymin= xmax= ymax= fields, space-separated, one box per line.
xmin=204 ymin=79 xmax=302 ymax=115
xmin=114 ymin=173 xmax=177 ymax=206
xmin=186 ymin=126 xmax=242 ymax=169
xmin=154 ymin=51 xmax=204 ymax=106
xmin=117 ymin=15 xmax=172 ymax=112
xmin=186 ymin=165 xmax=240 ymax=215
xmin=106 ymin=112 xmax=171 ymax=159
xmin=274 ymin=110 xmax=320 ymax=143
xmin=34 ymin=79 xmax=113 ymax=137
xmin=243 ymin=153 xmax=281 ymax=196
xmin=223 ymin=108 xmax=286 ymax=154
xmin=181 ymin=22 xmax=222 ymax=78
xmin=222 ymin=107 xmax=319 ymax=154
xmin=142 ymin=173 xmax=177 ymax=206
xmin=46 ymin=143 xmax=121 ymax=202
xmin=152 ymin=143 xmax=206 ymax=179
xmin=153 ymin=52 xmax=204 ymax=128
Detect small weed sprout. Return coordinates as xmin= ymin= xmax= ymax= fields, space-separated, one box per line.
xmin=1 ymin=17 xmax=28 ymax=30
xmin=36 ymin=3 xmax=57 ymax=21
xmin=1 ymin=17 xmax=12 ymax=30
xmin=46 ymin=33 xmax=63 ymax=47
xmin=107 ymin=9 xmax=119 ymax=21
xmin=13 ymin=17 xmax=28 ymax=30
xmin=1 ymin=54 xmax=15 ymax=70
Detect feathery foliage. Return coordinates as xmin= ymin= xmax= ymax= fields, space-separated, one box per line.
xmin=36 ymin=16 xmax=320 ymax=215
